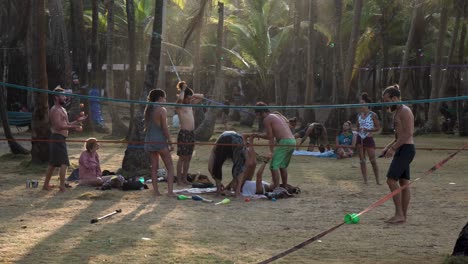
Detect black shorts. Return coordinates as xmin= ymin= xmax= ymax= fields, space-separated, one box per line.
xmin=212 ymin=132 xmax=246 ymax=181
xmin=177 ymin=129 xmax=195 ymax=156
xmin=387 ymin=144 xmax=415 ymax=180
xmin=49 ymin=133 xmax=70 ymax=167
xmin=356 ymin=135 xmax=376 ymax=149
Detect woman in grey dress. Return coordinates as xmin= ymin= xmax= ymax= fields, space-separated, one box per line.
xmin=144 ymin=89 xmax=175 ymax=196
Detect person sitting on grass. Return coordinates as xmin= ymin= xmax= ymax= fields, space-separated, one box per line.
xmin=78 ymin=138 xmax=113 ymax=186
xmin=335 ymin=121 xmax=357 ymax=159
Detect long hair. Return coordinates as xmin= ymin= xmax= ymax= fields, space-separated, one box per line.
xmin=144 ymin=89 xmax=166 ymax=131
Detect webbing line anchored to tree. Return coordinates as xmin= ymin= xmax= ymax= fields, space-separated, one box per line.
xmin=1 ymin=81 xmax=468 ymax=110
xmin=0 ymin=137 xmax=466 ymax=152
xmin=257 ymin=144 xmax=467 ymax=264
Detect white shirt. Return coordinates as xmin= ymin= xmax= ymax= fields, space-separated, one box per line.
xmin=242 ymin=180 xmax=269 ymax=196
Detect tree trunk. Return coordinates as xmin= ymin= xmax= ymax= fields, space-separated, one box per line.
xmin=326 ymin=0 xmax=345 ymax=140
xmin=104 ymin=0 xmax=127 ymax=137
xmin=285 ymin=1 xmax=300 ymax=118
xmin=457 ymin=1 xmax=467 ymax=136
xmin=195 ymin=2 xmax=225 ymax=141
xmin=70 ymin=0 xmax=88 ymax=86
xmin=1 ymin=51 xmax=29 ymax=154
xmin=438 ymin=2 xmax=462 ymax=99
xmin=379 ymin=1 xmax=397 ymax=134
xmin=126 ymin=0 xmax=137 ymax=140
xmin=49 ymin=0 xmax=72 ymax=89
xmin=90 ymin=0 xmax=99 ymax=86
xmin=398 ymin=0 xmax=423 ymax=99
xmin=344 ymin=0 xmax=362 ymax=101
xmin=0 ymin=1 xmax=30 ymax=155
xmin=192 ymin=26 xmax=202 ymax=92
xmin=426 ymin=4 xmax=448 ymax=133
xmin=157 ymin=0 xmax=168 ymax=91
xmin=304 ymin=0 xmax=317 ymax=119
xmin=30 ymin=0 xmax=51 ymax=164
xmin=122 ymin=0 xmax=164 ymax=174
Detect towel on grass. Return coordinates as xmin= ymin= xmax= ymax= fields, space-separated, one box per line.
xmin=293 ymin=150 xmax=337 ymax=158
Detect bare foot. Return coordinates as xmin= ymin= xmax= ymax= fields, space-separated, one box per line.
xmin=59 ymin=186 xmax=67 ymax=192
xmin=42 ymin=185 xmax=56 ymax=191
xmin=154 ymin=191 xmax=162 ymax=196
xmin=385 ymin=216 xmax=406 ymax=224
xmin=166 ymin=192 xmax=176 ymax=197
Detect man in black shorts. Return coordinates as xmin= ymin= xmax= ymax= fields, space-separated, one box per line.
xmin=381 ymin=84 xmax=416 ymax=224
xmin=43 ymin=87 xmax=87 ymax=192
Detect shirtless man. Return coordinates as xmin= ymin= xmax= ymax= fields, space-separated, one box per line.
xmin=43 ymin=87 xmax=87 ymax=192
xmin=381 ymin=84 xmax=416 ymax=224
xmin=175 ymin=81 xmax=204 ymax=185
xmin=247 ymin=102 xmax=295 ymax=189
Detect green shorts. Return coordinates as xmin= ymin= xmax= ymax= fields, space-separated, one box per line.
xmin=271 ymin=138 xmax=296 ymax=170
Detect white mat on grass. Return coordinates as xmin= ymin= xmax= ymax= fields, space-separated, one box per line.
xmin=293 ymin=150 xmax=337 ymax=158
xmin=173 ymin=187 xmax=217 ymax=194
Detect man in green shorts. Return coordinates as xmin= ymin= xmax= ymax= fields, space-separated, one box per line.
xmin=247 ymin=102 xmax=296 ymax=188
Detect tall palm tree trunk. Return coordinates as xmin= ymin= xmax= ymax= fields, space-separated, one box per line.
xmin=399 ymin=0 xmax=423 ymax=100
xmin=426 ymin=4 xmax=448 ymax=132
xmin=326 ymin=0 xmax=345 ymax=140
xmin=0 ymin=1 xmax=30 ymax=154
xmin=1 ymin=51 xmax=29 ymax=154
xmin=104 ymin=0 xmax=127 ymax=137
xmin=195 ymin=2 xmax=225 ymax=141
xmin=90 ymin=0 xmax=99 ymax=86
xmin=456 ymin=0 xmax=468 ymax=136
xmin=122 ymin=0 xmax=164 ymax=174
xmin=344 ymin=0 xmax=363 ymax=101
xmin=157 ymin=0 xmax=168 ymax=91
xmin=126 ymin=0 xmax=137 ymax=140
xmin=304 ymin=0 xmax=317 ymax=123
xmin=49 ymin=0 xmax=72 ymax=89
xmin=30 ymin=0 xmax=51 ymax=164
xmin=70 ymin=0 xmax=88 ymax=85
xmin=285 ymin=1 xmax=301 ymax=118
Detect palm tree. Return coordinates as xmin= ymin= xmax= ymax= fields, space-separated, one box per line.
xmin=284 ymin=0 xmax=301 ymax=118
xmin=104 ymin=0 xmax=128 ymax=137
xmin=90 ymin=0 xmax=99 ymax=86
xmin=126 ymin=0 xmax=137 ymax=140
xmin=426 ymin=3 xmax=448 ymax=132
xmin=456 ymin=1 xmax=467 ymax=136
xmin=194 ymin=1 xmax=225 ymax=141
xmin=0 ymin=1 xmax=30 ymax=154
xmin=343 ymin=0 xmax=363 ymax=101
xmin=48 ymin=0 xmax=72 ymax=89
xmin=227 ymin=0 xmax=291 ymax=98
xmin=30 ymin=0 xmax=51 ymax=164
xmin=122 ymin=0 xmax=164 ymax=174
xmin=304 ymin=0 xmax=317 ymax=123
xmin=70 ymin=0 xmax=88 ymax=85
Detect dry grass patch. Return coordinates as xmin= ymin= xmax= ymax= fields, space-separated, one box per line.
xmin=0 ymin=131 xmax=467 ymax=263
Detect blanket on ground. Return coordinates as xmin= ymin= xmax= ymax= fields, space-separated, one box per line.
xmin=293 ymin=150 xmax=337 ymax=158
